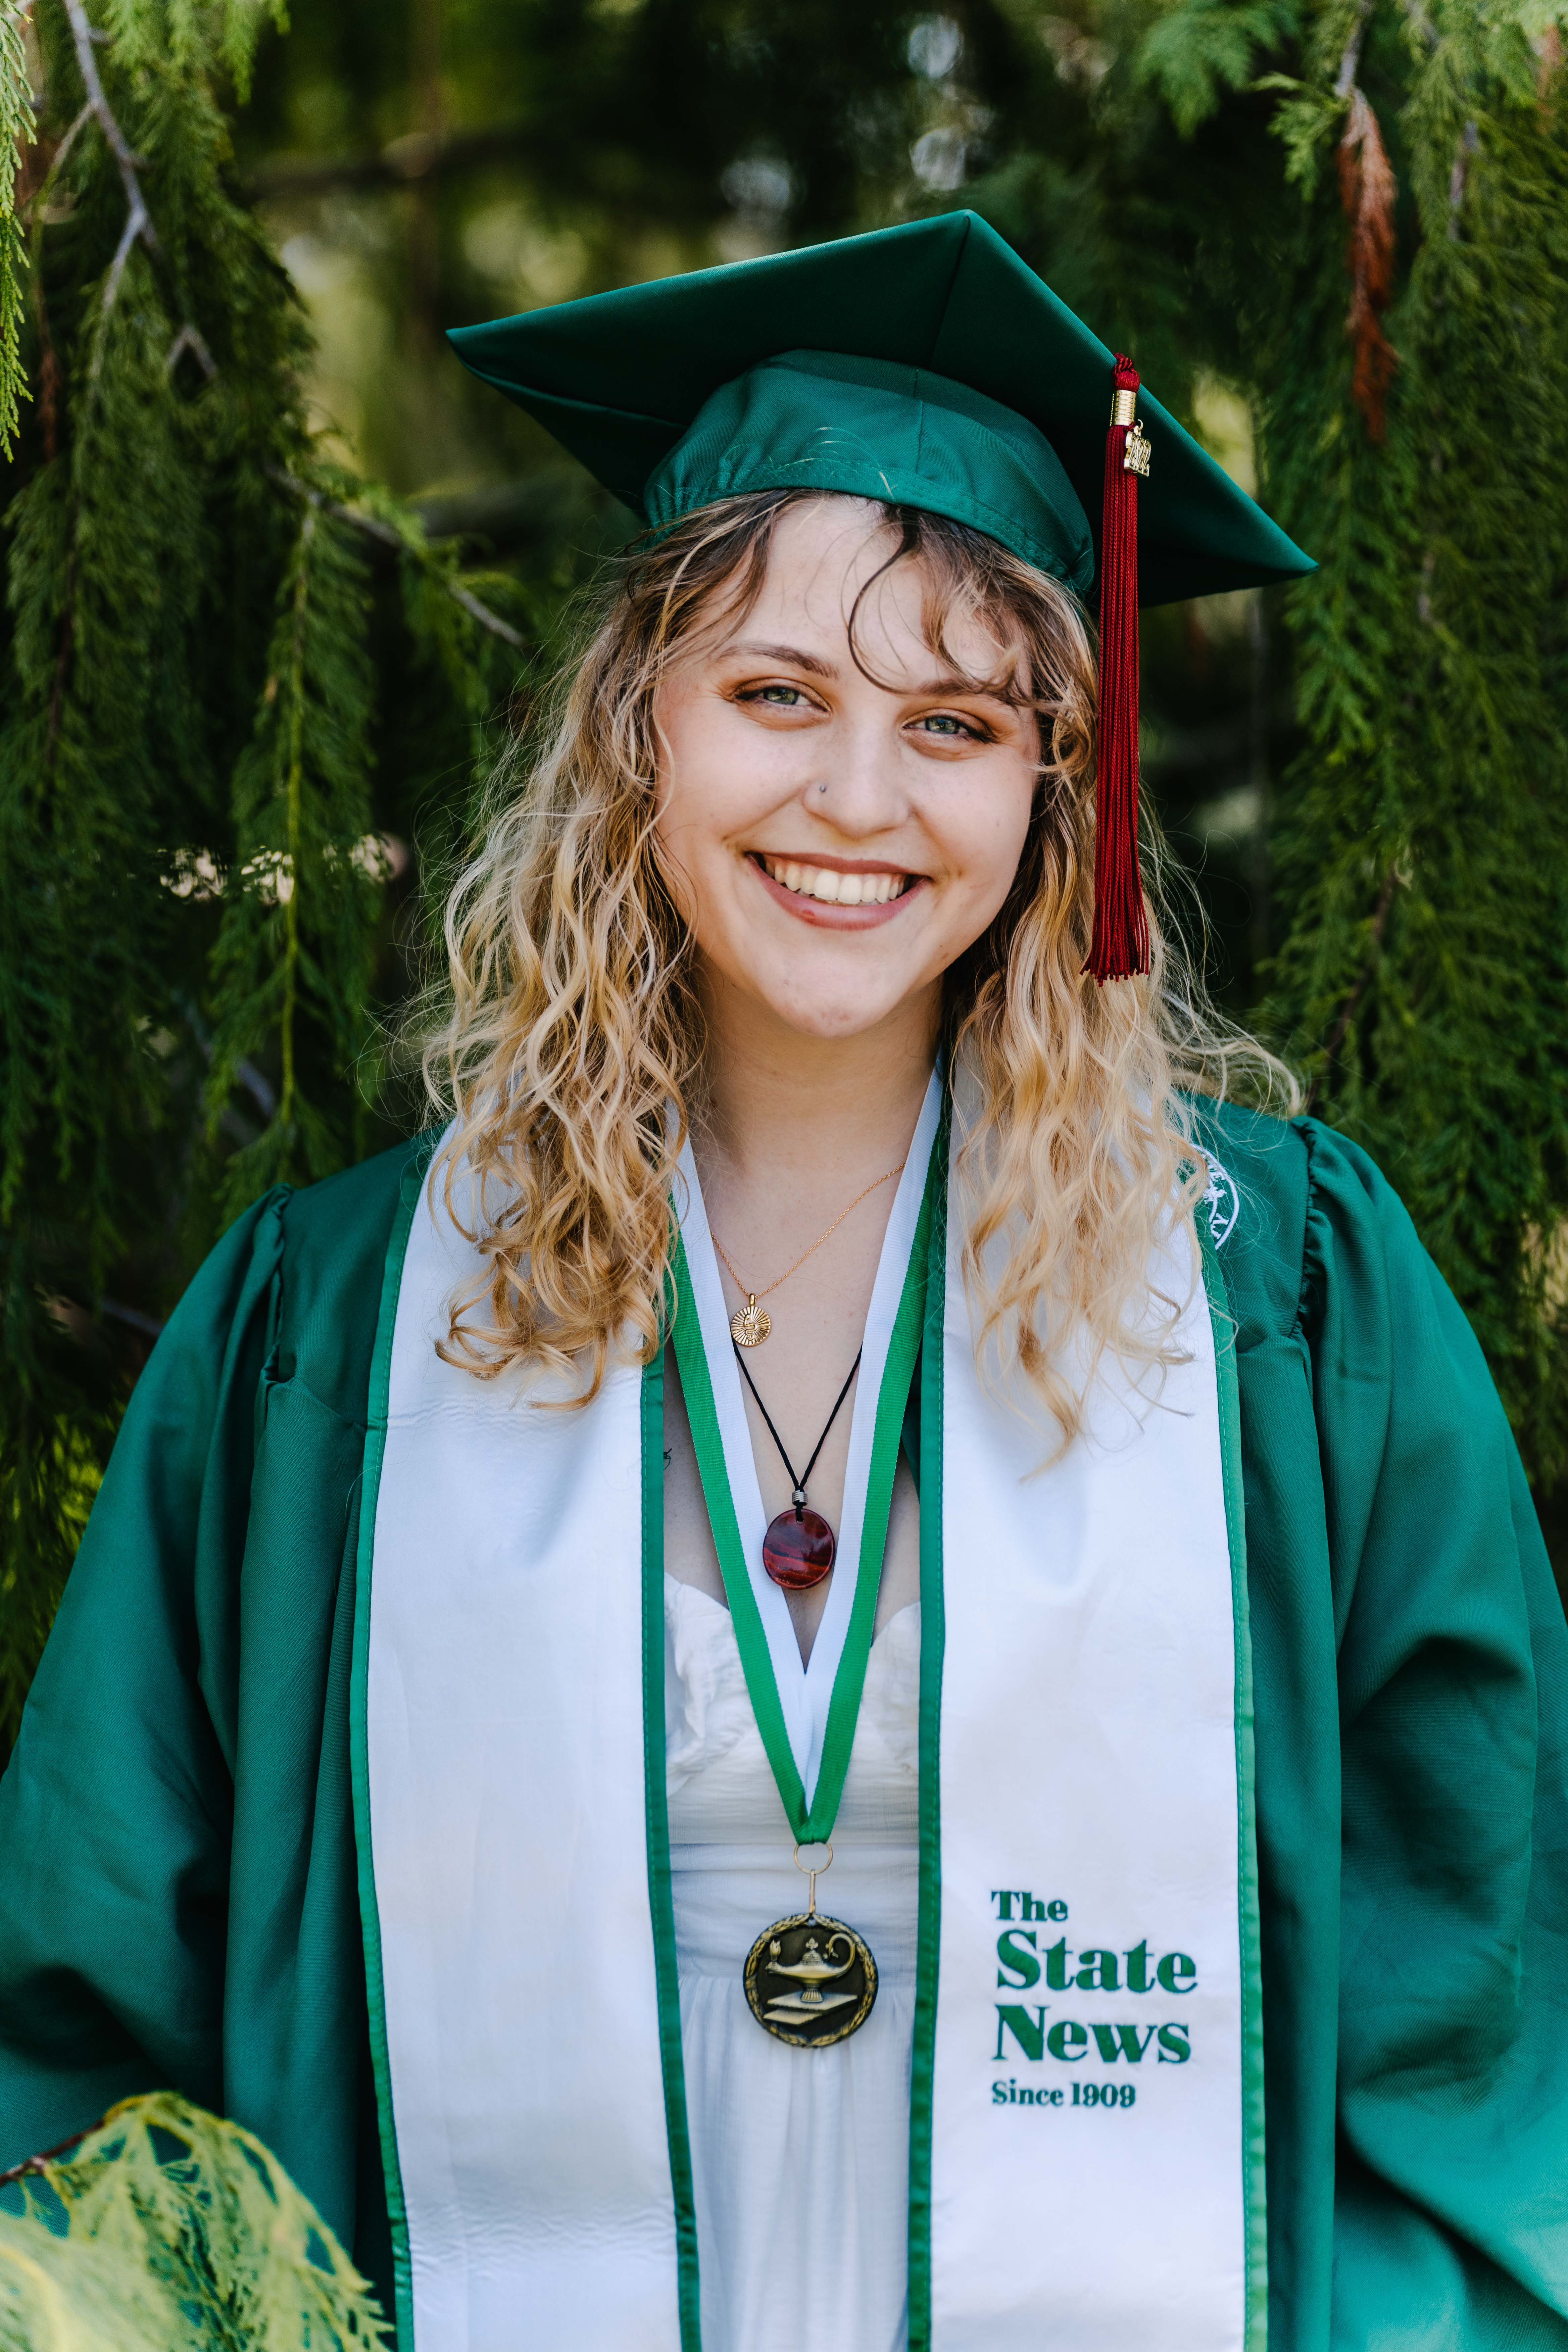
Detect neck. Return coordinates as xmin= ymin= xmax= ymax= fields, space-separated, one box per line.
xmin=693 ymin=969 xmax=940 ymax=1196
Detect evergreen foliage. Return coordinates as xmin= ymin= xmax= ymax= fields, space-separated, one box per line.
xmin=2 ymin=0 xmax=1567 ymax=1761
xmin=1252 ymin=0 xmax=1568 ymax=1480
xmin=0 ymin=0 xmax=527 ymax=1752
xmin=950 ymin=0 xmax=1568 ymax=1490
xmin=0 ymin=2091 xmax=387 ymax=2347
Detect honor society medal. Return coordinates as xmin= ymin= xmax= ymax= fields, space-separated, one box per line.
xmin=743 ymin=1909 xmax=877 ymax=2048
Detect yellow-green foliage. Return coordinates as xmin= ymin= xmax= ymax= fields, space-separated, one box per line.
xmin=0 ymin=0 xmax=32 ymax=457
xmin=0 ymin=2092 xmax=388 ymax=2350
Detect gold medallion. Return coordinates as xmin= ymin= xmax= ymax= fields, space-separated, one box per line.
xmin=743 ymin=1910 xmax=878 ymax=2048
xmin=730 ymin=1293 xmax=771 ymax=1348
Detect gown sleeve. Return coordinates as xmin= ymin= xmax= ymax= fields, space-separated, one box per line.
xmin=0 ymin=1190 xmax=286 ymax=2164
xmin=1301 ymin=1122 xmax=1568 ymax=2345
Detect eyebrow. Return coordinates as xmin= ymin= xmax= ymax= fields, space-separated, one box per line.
xmin=721 ymin=638 xmax=1014 ymax=702
xmin=722 ymin=639 xmax=839 ymax=679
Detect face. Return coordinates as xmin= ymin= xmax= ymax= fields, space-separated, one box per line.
xmin=652 ymin=498 xmax=1038 ymax=1046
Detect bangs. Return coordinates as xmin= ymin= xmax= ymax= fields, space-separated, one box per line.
xmin=637 ymin=489 xmax=1076 ymax=715
xmin=847 ymin=503 xmax=1061 ymax=716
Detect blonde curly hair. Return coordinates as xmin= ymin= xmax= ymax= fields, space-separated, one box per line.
xmin=417 ymin=489 xmax=1295 ymax=1443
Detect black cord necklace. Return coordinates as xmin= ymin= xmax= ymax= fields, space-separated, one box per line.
xmin=733 ymin=1342 xmax=863 ymax=1590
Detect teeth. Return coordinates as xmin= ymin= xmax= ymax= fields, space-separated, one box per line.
xmin=763 ymin=857 xmax=907 ymax=907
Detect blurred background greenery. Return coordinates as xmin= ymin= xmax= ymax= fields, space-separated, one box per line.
xmin=3 ymin=0 xmax=1567 ymax=1750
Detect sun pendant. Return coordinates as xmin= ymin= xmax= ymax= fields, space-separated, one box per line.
xmin=743 ymin=1911 xmax=878 ymax=2048
xmin=730 ymin=1295 xmax=771 ymax=1348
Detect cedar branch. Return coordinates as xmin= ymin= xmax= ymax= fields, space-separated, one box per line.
xmin=56 ymin=0 xmax=212 ymax=378
xmin=59 ymin=0 xmax=156 ymax=318
xmin=1306 ymin=864 xmax=1401 ymax=1108
xmin=1334 ymin=0 xmax=1374 ymax=99
xmin=47 ymin=97 xmax=93 ymax=180
xmin=274 ymin=468 xmax=528 ymax=651
xmin=443 ymin=574 xmax=528 ymax=651
xmin=0 ymin=2119 xmax=96 ymax=2187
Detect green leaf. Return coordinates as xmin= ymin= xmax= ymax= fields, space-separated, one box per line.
xmin=0 ymin=2091 xmax=389 ymax=2349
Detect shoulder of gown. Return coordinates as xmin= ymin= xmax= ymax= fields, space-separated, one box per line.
xmin=1195 ymin=1092 xmax=1568 ymax=2346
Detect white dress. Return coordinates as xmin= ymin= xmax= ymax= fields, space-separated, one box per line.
xmin=664 ymin=1575 xmax=921 ymax=2352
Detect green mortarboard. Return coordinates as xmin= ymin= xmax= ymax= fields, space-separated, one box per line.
xmin=448 ymin=211 xmax=1313 ymax=977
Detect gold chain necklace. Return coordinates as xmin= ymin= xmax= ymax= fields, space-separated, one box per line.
xmin=712 ymin=1161 xmax=905 ymax=1348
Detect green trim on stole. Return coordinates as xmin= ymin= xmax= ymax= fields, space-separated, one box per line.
xmin=1197 ymin=1193 xmax=1269 ymax=2351
xmin=906 ymin=1111 xmax=949 ymax=2352
xmin=351 ymin=1133 xmax=437 ymax=2351
xmin=641 ymin=1343 xmax=704 ymax=2349
xmin=665 ymin=1242 xmax=809 ymax=1832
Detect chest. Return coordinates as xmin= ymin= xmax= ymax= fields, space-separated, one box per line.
xmin=662 ymin=1341 xmax=922 ymax=1662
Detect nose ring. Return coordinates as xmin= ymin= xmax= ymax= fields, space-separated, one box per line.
xmin=818 ymin=781 xmax=829 ymax=794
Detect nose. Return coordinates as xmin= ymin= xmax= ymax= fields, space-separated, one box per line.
xmin=805 ymin=711 xmax=908 ymax=839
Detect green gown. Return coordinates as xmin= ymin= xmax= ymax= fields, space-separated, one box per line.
xmin=0 ymin=1100 xmax=1565 ymax=2349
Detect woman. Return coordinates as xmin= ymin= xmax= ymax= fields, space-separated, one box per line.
xmin=0 ymin=212 xmax=1565 ymax=2352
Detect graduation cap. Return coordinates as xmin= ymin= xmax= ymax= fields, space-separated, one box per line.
xmin=448 ymin=211 xmax=1313 ymax=981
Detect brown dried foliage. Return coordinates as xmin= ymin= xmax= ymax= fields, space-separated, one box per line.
xmin=1339 ymin=87 xmax=1399 ymax=441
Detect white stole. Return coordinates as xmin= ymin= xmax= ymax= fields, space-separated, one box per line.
xmin=362 ymin=1160 xmax=677 ymax=2349
xmin=929 ymin=1163 xmax=1258 ymax=2349
xmin=356 ymin=1114 xmax=1262 ymax=2352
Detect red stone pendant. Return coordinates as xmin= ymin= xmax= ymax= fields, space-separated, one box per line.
xmin=762 ymin=1508 xmax=836 ymax=1590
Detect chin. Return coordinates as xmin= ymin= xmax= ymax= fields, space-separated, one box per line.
xmin=757 ymin=990 xmax=912 ymax=1042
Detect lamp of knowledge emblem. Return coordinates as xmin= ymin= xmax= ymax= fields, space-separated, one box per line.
xmin=743 ymin=1912 xmax=878 ymax=2048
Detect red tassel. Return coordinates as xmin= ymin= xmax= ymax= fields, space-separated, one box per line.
xmin=1085 ymin=353 xmax=1152 ymax=983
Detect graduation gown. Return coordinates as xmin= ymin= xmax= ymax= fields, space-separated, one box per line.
xmin=0 ymin=1100 xmax=1565 ymax=2348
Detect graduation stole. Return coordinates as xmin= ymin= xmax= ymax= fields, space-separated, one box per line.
xmin=353 ymin=1081 xmax=1265 ymax=2352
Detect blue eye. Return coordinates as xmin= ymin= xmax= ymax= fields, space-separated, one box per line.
xmin=917 ymin=713 xmax=974 ymax=738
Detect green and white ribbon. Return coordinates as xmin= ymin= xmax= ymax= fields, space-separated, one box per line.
xmin=666 ymin=1080 xmax=941 ymax=1836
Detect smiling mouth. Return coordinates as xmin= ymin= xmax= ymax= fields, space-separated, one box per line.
xmin=755 ymin=854 xmax=914 ymax=908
